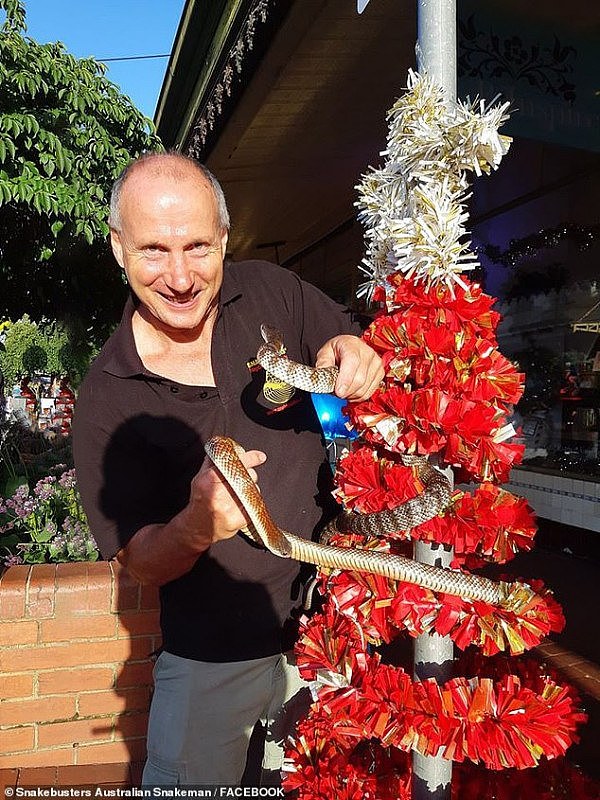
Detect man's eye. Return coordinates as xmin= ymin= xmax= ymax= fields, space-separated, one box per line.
xmin=191 ymin=243 xmax=220 ymax=257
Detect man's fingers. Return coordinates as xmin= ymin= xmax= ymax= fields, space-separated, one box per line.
xmin=323 ymin=336 xmax=384 ymax=401
xmin=235 ymin=449 xmax=266 ymax=486
xmin=314 ymin=339 xmax=336 ymax=370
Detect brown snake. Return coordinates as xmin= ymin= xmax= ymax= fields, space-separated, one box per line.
xmin=205 ymin=437 xmax=515 ymax=605
xmin=203 ymin=328 xmax=525 ymax=607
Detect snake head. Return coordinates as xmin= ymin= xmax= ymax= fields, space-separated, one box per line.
xmin=260 ymin=324 xmax=285 ymax=354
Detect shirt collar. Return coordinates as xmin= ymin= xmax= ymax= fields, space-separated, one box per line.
xmin=100 ymin=260 xmax=243 ymax=379
xmin=220 ymin=259 xmax=243 ymax=306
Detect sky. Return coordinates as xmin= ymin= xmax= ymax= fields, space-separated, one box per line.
xmin=13 ymin=0 xmax=187 ymax=120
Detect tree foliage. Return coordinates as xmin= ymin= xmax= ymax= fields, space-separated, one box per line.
xmin=0 ymin=0 xmax=163 ymax=339
xmin=0 ymin=315 xmax=96 ymax=387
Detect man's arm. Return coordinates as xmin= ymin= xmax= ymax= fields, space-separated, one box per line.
xmin=117 ymin=448 xmax=266 ymax=586
xmin=115 ymin=331 xmax=383 ymax=585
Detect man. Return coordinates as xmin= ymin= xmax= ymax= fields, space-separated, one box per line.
xmin=72 ymin=152 xmax=383 ymax=786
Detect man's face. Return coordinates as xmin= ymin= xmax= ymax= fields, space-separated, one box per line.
xmin=110 ymin=168 xmax=229 ymax=336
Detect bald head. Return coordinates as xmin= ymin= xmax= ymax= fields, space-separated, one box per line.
xmin=109 ymin=152 xmax=230 ymax=233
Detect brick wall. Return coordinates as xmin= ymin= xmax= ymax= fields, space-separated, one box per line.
xmin=0 ymin=561 xmax=160 ymax=772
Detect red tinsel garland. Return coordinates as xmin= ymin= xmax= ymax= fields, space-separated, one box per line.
xmin=345 ymin=277 xmax=526 ymax=482
xmin=283 ymin=714 xmax=413 ymax=800
xmin=299 ymin=560 xmax=565 ymax=657
xmin=334 ymin=448 xmax=537 ymax=565
xmin=345 ymin=387 xmax=525 ymax=482
xmin=284 ymin=216 xmax=591 ymax=789
xmin=283 ymin=738 xmax=600 ymax=800
xmin=288 ymin=655 xmax=584 ymax=772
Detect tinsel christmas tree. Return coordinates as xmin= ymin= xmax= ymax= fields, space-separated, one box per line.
xmin=282 ymin=71 xmax=598 ymax=799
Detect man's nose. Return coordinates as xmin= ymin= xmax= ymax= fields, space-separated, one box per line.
xmin=165 ymin=252 xmax=194 ymax=291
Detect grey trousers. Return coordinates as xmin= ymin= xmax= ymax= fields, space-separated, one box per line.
xmin=141 ymin=650 xmax=310 ymax=786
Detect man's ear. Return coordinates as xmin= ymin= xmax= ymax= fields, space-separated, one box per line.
xmin=110 ymin=229 xmax=125 ymax=269
xmin=220 ymin=228 xmax=229 ymax=259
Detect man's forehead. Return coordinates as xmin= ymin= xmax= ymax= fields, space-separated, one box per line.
xmin=125 ymin=164 xmax=211 ymax=194
xmin=119 ymin=172 xmax=218 ymax=222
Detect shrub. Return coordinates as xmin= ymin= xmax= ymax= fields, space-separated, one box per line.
xmin=0 ymin=315 xmax=97 ymax=388
xmin=0 ymin=466 xmax=99 ymax=566
xmin=0 ymin=415 xmax=73 ymax=496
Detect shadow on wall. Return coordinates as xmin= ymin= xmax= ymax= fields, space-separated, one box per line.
xmin=90 ymin=562 xmax=160 ymax=779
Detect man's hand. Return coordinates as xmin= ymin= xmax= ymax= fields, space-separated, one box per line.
xmin=189 ymin=447 xmax=267 ymax=547
xmin=116 ymin=446 xmax=267 ymax=587
xmin=315 ymin=335 xmax=384 ymax=401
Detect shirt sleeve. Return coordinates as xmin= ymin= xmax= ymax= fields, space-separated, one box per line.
xmin=72 ymin=375 xmax=165 ymax=560
xmin=72 ymin=377 xmax=118 ymax=559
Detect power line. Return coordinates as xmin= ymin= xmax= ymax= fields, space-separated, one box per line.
xmin=98 ymin=53 xmax=170 ymax=62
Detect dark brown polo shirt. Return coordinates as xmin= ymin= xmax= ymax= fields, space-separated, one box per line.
xmin=72 ymin=260 xmax=363 ymax=661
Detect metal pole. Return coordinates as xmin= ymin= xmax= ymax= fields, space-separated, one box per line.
xmin=412 ymin=2 xmax=456 ymax=798
xmin=416 ymin=0 xmax=457 ymax=99
xmin=412 ymin=540 xmax=454 ymax=800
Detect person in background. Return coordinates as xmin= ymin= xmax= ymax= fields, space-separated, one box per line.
xmin=72 ymin=152 xmax=384 ymax=786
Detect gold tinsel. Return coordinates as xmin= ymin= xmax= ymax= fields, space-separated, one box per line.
xmin=356 ymin=70 xmax=511 ymax=300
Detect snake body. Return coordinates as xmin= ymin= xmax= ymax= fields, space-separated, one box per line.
xmin=204 ymin=327 xmax=524 ymax=607
xmin=204 ymin=436 xmax=511 ymax=604
xmin=331 ymin=453 xmax=451 ymax=538
xmin=258 ymin=324 xmax=452 ymax=537
xmin=257 ymin=324 xmax=339 ymax=394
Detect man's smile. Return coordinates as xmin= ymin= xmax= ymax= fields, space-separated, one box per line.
xmin=157 ymin=289 xmax=201 ymax=305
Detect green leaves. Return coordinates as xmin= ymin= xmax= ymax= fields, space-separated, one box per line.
xmin=0 ymin=136 xmax=16 ymax=163
xmin=0 ymin=0 xmax=27 ymax=33
xmin=0 ymin=0 xmax=163 ymax=331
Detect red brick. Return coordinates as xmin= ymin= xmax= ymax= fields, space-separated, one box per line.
xmin=0 ymin=619 xmax=39 ymax=647
xmin=536 ymin=641 xmax=563 ymax=657
xmin=0 ymin=673 xmax=35 ymax=700
xmin=128 ymin=636 xmax=160 ymax=661
xmin=58 ymin=762 xmax=131 ymax=786
xmin=1 ymin=636 xmax=152 ymax=672
xmin=51 ymin=561 xmax=101 ymax=583
xmin=17 ymin=767 xmax=58 ymax=785
xmin=0 ymin=695 xmax=76 ymax=726
xmin=116 ymin=610 xmax=160 ymax=638
xmin=78 ymin=687 xmax=151 ymax=717
xmin=130 ymin=761 xmax=144 ymax=786
xmin=38 ymin=667 xmax=115 ymax=695
xmin=76 ymin=738 xmax=147 ymax=765
xmin=0 ymin=768 xmax=19 ymax=791
xmin=579 ymin=662 xmax=600 ymax=681
xmin=26 ymin=564 xmax=57 ymax=618
xmin=117 ymin=712 xmax=150 ymax=740
xmin=40 ymin=613 xmax=117 ymax=643
xmin=0 ymin=726 xmax=35 ymax=754
xmin=116 ymin=661 xmax=154 ymax=688
xmin=573 ymin=674 xmax=600 ymax=700
xmin=0 ymin=566 xmax=31 ymax=618
xmin=111 ymin=562 xmax=140 ymax=611
xmin=1 ymin=748 xmax=74 ymax=768
xmin=37 ymin=717 xmax=115 ymax=749
xmin=54 ymin=562 xmax=113 ymax=615
xmin=139 ymin=582 xmax=160 ymax=611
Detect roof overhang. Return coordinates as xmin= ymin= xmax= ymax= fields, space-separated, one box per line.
xmin=155 ymin=0 xmax=600 ymax=270
xmin=156 ymin=0 xmax=416 ymax=265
